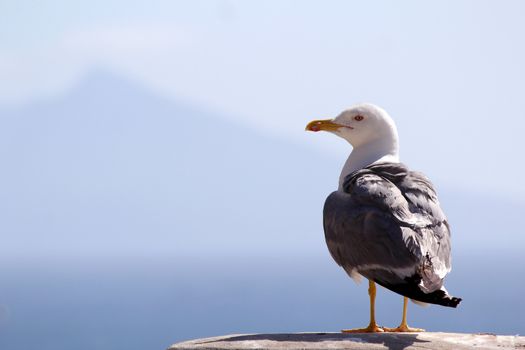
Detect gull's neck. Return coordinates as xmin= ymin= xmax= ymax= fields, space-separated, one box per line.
xmin=338 ymin=139 xmax=399 ymax=190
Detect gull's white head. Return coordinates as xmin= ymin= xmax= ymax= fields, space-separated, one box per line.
xmin=306 ymin=103 xmax=398 ymax=149
xmin=306 ymin=103 xmax=400 ymax=186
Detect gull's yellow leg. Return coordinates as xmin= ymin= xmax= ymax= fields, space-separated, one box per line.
xmin=383 ymin=297 xmax=425 ymax=332
xmin=342 ymin=280 xmax=384 ymax=333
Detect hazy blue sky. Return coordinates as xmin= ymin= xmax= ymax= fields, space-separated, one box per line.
xmin=1 ymin=0 xmax=525 ymax=198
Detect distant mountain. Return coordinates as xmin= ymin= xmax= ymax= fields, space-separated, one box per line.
xmin=0 ymin=70 xmax=522 ymax=260
xmin=0 ymin=70 xmax=337 ymax=259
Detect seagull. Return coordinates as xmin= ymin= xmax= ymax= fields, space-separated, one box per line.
xmin=306 ymin=103 xmax=461 ymax=333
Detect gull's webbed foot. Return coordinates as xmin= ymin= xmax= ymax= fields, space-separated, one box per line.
xmin=382 ymin=324 xmax=425 ymax=332
xmin=342 ymin=323 xmax=384 ymax=333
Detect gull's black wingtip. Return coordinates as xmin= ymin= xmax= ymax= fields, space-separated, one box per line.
xmin=375 ymin=278 xmax=463 ymax=308
xmin=417 ymin=292 xmax=462 ymax=308
xmin=447 ymin=296 xmax=462 ymax=308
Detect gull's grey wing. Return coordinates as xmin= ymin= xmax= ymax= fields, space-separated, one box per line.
xmin=323 ymin=164 xmax=461 ymax=307
xmin=323 ymin=173 xmax=419 ymax=273
xmin=397 ymin=169 xmax=453 ymax=291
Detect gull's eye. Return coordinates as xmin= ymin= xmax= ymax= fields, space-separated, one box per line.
xmin=354 ymin=115 xmax=364 ymax=121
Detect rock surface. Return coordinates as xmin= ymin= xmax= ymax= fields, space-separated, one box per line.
xmin=169 ymin=332 xmax=525 ymax=350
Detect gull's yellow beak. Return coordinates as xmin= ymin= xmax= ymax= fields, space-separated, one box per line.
xmin=305 ymin=119 xmax=343 ymax=132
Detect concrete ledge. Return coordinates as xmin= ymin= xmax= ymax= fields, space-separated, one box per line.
xmin=168 ymin=332 xmax=525 ymax=350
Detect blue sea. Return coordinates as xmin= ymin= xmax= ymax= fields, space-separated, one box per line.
xmin=0 ymin=252 xmax=523 ymax=350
